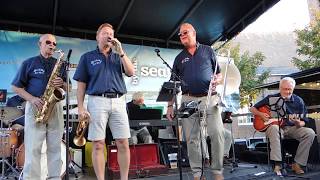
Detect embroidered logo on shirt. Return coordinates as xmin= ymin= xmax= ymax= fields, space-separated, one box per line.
xmin=181 ymin=57 xmax=190 ymax=64
xmin=91 ymin=59 xmax=102 ymax=66
xmin=33 ymin=68 xmax=45 ymax=74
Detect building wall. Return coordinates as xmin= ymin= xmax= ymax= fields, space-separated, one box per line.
xmin=224 ymin=117 xmax=265 ymax=140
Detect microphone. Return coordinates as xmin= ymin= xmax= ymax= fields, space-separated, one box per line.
xmin=67 ymin=49 xmax=72 ymax=60
xmin=155 ymin=49 xmax=160 ymax=53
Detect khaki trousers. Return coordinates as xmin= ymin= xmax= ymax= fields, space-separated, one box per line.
xmin=181 ymin=95 xmax=224 ymax=177
xmin=265 ymin=124 xmax=315 ymax=166
xmin=23 ymin=101 xmax=64 ymax=180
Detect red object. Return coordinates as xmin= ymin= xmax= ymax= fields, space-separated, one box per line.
xmin=253 ymin=105 xmax=283 ymax=132
xmin=107 ymin=143 xmax=168 ymax=179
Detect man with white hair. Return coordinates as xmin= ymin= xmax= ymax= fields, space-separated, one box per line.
xmin=127 ymin=92 xmax=153 ymax=144
xmin=250 ymin=77 xmax=315 ymax=176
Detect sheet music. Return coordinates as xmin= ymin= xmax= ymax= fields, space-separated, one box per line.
xmin=269 ymin=97 xmax=286 ymax=118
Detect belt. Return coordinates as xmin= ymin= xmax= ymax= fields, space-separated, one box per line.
xmin=94 ymin=92 xmax=123 ymax=98
xmin=182 ymin=92 xmax=217 ymax=97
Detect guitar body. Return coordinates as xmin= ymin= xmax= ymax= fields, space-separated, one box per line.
xmin=253 ymin=106 xmax=282 ymax=132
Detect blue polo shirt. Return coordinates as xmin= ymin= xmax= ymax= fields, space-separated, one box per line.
xmin=12 ymin=55 xmax=67 ymax=98
xmin=171 ymin=43 xmax=221 ymax=94
xmin=73 ymin=48 xmax=127 ymax=95
xmin=253 ymin=93 xmax=308 ymax=126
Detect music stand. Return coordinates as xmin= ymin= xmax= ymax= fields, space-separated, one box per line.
xmin=156 ymin=82 xmax=180 ymax=102
xmin=269 ymin=97 xmax=306 ymax=179
xmin=156 ymin=81 xmax=184 ymax=178
xmin=269 ymin=97 xmax=288 ymax=177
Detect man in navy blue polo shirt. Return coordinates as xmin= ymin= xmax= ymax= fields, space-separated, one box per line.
xmin=12 ymin=34 xmax=67 ymax=180
xmin=73 ymin=23 xmax=134 ymax=180
xmin=166 ymin=23 xmax=224 ymax=180
xmin=250 ymin=77 xmax=315 ymax=175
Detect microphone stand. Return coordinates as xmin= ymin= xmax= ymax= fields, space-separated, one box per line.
xmin=156 ymin=50 xmax=185 ymax=180
xmin=64 ymin=49 xmax=72 ymax=180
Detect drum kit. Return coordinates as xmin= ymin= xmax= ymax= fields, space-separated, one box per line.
xmin=0 ymin=106 xmax=24 ymax=179
xmin=0 ymin=106 xmax=72 ymax=179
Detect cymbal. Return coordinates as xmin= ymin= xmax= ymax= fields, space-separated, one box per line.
xmin=0 ymin=107 xmax=23 ymax=125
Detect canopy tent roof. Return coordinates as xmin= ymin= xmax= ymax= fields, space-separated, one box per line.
xmin=255 ymin=67 xmax=320 ymax=90
xmin=0 ymin=0 xmax=279 ymax=48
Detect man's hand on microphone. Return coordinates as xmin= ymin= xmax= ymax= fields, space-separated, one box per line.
xmin=109 ymin=38 xmax=124 ymax=55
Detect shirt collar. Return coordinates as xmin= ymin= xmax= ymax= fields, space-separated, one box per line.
xmin=183 ymin=42 xmax=200 ymax=54
xmin=96 ymin=46 xmax=113 ymax=55
xmin=285 ymin=95 xmax=294 ymax=102
xmin=39 ymin=54 xmax=54 ymax=63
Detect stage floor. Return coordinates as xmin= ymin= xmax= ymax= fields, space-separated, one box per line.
xmin=3 ymin=161 xmax=320 ymax=179
xmin=68 ymin=162 xmax=320 ymax=180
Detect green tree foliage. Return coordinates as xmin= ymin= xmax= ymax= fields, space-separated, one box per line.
xmin=215 ymin=43 xmax=270 ymax=107
xmin=292 ymin=12 xmax=320 ymax=70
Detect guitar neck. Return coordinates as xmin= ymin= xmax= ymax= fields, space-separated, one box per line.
xmin=287 ymin=112 xmax=320 ymax=120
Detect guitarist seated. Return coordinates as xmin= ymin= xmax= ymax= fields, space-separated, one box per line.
xmin=250 ymin=77 xmax=315 ymax=176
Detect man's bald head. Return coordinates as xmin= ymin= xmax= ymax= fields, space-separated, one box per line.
xmin=179 ymin=23 xmax=197 ymax=48
xmin=38 ymin=34 xmax=56 ymax=58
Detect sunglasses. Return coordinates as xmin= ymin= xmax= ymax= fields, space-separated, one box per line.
xmin=178 ymin=30 xmax=190 ymax=37
xmin=45 ymin=40 xmax=57 ymax=46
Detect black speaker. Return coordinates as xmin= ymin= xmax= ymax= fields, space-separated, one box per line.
xmin=159 ymin=140 xmax=189 ymax=167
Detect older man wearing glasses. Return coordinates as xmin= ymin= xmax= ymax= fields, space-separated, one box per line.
xmin=12 ymin=34 xmax=67 ymax=180
xmin=166 ymin=23 xmax=224 ymax=180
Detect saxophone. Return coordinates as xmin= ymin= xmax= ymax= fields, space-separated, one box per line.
xmin=73 ymin=116 xmax=89 ymax=147
xmin=35 ymin=49 xmax=66 ymax=123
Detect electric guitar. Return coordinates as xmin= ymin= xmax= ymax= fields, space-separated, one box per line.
xmin=253 ymin=105 xmax=320 ymax=132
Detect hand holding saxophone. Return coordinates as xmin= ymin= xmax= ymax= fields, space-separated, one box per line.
xmin=51 ymin=77 xmax=64 ymax=88
xmin=31 ymin=97 xmax=44 ymax=111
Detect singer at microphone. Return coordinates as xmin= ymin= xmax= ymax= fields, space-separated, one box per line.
xmin=73 ymin=23 xmax=134 ymax=179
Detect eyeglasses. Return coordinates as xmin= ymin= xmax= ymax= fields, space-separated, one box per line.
xmin=45 ymin=40 xmax=57 ymax=46
xmin=178 ymin=30 xmax=190 ymax=37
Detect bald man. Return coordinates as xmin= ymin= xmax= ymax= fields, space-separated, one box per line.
xmin=167 ymin=23 xmax=224 ymax=180
xmin=12 ymin=34 xmax=68 ymax=180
